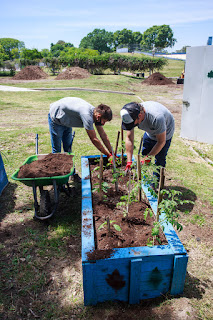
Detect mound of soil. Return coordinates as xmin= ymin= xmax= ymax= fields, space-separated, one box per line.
xmin=143 ymin=72 xmax=174 ymax=85
xmin=55 ymin=67 xmax=91 ymax=80
xmin=17 ymin=153 xmax=74 ymax=178
xmin=13 ymin=65 xmax=48 ymax=80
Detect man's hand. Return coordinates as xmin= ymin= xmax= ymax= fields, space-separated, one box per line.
xmin=107 ymin=153 xmax=113 ymax=164
xmin=141 ymin=156 xmax=151 ymax=165
xmin=125 ymin=161 xmax=132 ymax=173
xmin=107 ymin=153 xmax=119 ymax=165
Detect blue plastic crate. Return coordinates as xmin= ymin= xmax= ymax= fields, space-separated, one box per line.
xmin=81 ymin=155 xmax=188 ymax=305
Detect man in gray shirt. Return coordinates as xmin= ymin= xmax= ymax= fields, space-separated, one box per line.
xmin=48 ymin=97 xmax=113 ymax=158
xmin=120 ymin=101 xmax=175 ymax=182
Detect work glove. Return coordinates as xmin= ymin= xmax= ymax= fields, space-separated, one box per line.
xmin=125 ymin=161 xmax=132 ymax=174
xmin=107 ymin=153 xmax=119 ymax=165
xmin=141 ymin=157 xmax=151 ymax=165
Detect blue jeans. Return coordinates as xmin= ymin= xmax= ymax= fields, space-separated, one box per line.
xmin=48 ymin=114 xmax=72 ymax=153
xmin=142 ymin=132 xmax=172 ymax=180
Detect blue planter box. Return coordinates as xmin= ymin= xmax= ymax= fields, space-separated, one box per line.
xmin=81 ymin=155 xmax=188 ymax=306
xmin=0 ymin=153 xmax=8 ymax=196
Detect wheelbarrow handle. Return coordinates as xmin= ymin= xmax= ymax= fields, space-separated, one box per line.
xmin=35 ymin=134 xmax=39 ymax=155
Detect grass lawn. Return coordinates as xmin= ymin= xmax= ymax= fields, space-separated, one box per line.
xmin=0 ymin=72 xmax=212 ymax=320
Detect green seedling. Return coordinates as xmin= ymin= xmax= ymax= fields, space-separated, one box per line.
xmin=143 ymin=208 xmax=162 ymax=246
xmin=158 ymin=189 xmax=194 ymax=231
xmin=117 ymin=170 xmax=140 ymax=217
xmin=98 ymin=218 xmax=121 ymax=236
xmin=92 ymin=181 xmax=110 ymax=200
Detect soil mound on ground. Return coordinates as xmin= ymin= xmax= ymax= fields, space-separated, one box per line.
xmin=13 ymin=66 xmax=48 ymax=80
xmin=55 ymin=67 xmax=91 ymax=80
xmin=142 ymin=72 xmax=174 ymax=85
xmin=17 ymin=153 xmax=74 ymax=178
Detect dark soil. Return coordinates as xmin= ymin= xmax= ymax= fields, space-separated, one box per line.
xmin=142 ymin=72 xmax=175 ymax=85
xmin=55 ymin=67 xmax=91 ymax=80
xmin=12 ymin=65 xmax=48 ymax=80
xmin=17 ymin=153 xmax=73 ymax=178
xmin=87 ymin=161 xmax=167 ymax=259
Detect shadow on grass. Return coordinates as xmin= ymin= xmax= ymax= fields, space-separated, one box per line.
xmin=184 ymin=271 xmax=211 ymax=300
xmin=0 ymin=180 xmax=207 ymax=320
xmin=0 ymin=180 xmax=83 ymax=319
xmin=163 ymin=185 xmax=197 ymax=213
xmin=0 ymin=182 xmax=17 ymax=222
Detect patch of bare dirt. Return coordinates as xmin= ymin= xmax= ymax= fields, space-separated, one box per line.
xmin=142 ymin=72 xmax=175 ymax=85
xmin=0 ymin=77 xmax=53 ymax=84
xmin=12 ymin=65 xmax=48 ymax=80
xmin=55 ymin=67 xmax=91 ymax=80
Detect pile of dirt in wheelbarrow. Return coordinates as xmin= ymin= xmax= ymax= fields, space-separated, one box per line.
xmin=142 ymin=72 xmax=174 ymax=85
xmin=13 ymin=66 xmax=48 ymax=80
xmin=17 ymin=153 xmax=74 ymax=178
xmin=55 ymin=67 xmax=91 ymax=80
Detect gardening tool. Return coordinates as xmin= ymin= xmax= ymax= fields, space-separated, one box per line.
xmin=11 ymin=134 xmax=75 ymax=220
xmin=35 ymin=133 xmax=39 ymax=155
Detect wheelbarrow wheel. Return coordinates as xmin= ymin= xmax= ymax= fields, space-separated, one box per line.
xmin=39 ymin=190 xmax=51 ymax=217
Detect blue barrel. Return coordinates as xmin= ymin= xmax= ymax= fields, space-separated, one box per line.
xmin=0 ymin=153 xmax=8 ymax=196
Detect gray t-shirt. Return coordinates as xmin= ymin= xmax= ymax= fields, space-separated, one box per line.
xmin=49 ymin=97 xmax=95 ymax=130
xmin=138 ymin=101 xmax=175 ymax=141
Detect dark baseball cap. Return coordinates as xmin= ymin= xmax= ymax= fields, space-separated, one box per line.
xmin=120 ymin=102 xmax=141 ymax=130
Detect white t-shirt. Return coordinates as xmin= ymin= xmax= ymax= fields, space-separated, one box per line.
xmin=138 ymin=101 xmax=175 ymax=141
xmin=49 ymin=97 xmax=95 ymax=130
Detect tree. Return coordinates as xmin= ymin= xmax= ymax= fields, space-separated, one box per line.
xmin=40 ymin=48 xmax=50 ymax=58
xmin=132 ymin=32 xmax=143 ymax=45
xmin=141 ymin=25 xmax=176 ymax=51
xmin=113 ymin=29 xmax=134 ymax=48
xmin=0 ymin=38 xmax=25 ymax=60
xmin=56 ymin=40 xmax=66 ymax=45
xmin=0 ymin=44 xmax=9 ymax=60
xmin=50 ymin=41 xmax=74 ymax=57
xmin=20 ymin=48 xmax=42 ymax=60
xmin=79 ymin=29 xmax=114 ymax=54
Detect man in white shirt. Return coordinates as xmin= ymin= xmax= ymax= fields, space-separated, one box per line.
xmin=49 ymin=97 xmax=113 ymax=158
xmin=120 ymin=101 xmax=175 ymax=182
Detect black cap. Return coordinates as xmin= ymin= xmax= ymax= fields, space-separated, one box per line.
xmin=120 ymin=102 xmax=141 ymax=130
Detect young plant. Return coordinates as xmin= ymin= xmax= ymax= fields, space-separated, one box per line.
xmin=143 ymin=188 xmax=194 ymax=246
xmin=112 ymin=167 xmax=125 ymax=184
xmin=157 ymin=189 xmax=194 ymax=231
xmin=92 ymin=181 xmax=110 ymax=201
xmin=98 ymin=217 xmax=121 ymax=237
xmin=117 ymin=170 xmax=141 ymax=217
xmin=143 ymin=208 xmax=162 ymax=246
xmin=140 ymin=161 xmax=161 ymax=197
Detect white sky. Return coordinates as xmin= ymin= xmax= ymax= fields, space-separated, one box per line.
xmin=1 ymin=0 xmax=213 ymax=52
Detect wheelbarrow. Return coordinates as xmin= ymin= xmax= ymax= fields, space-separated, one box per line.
xmin=11 ymin=133 xmax=76 ymax=220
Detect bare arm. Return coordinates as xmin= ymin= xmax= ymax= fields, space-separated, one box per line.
xmin=86 ymin=129 xmax=111 ymax=157
xmin=95 ymin=125 xmax=112 ymax=154
xmin=147 ymin=131 xmax=166 ymax=156
xmin=125 ymin=129 xmax=134 ymax=162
